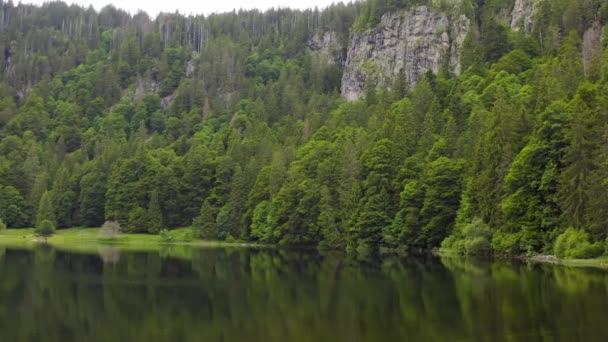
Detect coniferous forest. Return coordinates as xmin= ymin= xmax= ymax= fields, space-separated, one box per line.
xmin=1 ymin=0 xmax=608 ymax=259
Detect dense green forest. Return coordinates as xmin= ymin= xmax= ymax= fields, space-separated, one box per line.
xmin=1 ymin=0 xmax=608 ymax=258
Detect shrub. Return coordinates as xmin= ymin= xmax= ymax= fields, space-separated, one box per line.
xmin=0 ymin=218 xmax=6 ymax=231
xmin=441 ymin=235 xmax=457 ymax=249
xmin=464 ymin=236 xmax=492 ymax=256
xmin=98 ymin=221 xmax=122 ymax=240
xmin=569 ymin=243 xmax=603 ymax=259
xmin=492 ymin=232 xmax=523 ymax=255
xmin=225 ymin=234 xmax=236 ymax=243
xmin=35 ymin=219 xmax=56 ymax=240
xmin=492 ymin=49 xmax=531 ymax=75
xmin=554 ymin=228 xmax=603 ymax=259
xmin=160 ymin=229 xmax=174 ymax=243
xmin=181 ymin=230 xmax=194 ymax=242
xmin=442 ymin=218 xmax=493 ymax=256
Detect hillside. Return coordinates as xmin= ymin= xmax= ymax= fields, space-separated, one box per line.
xmin=1 ymin=0 xmax=608 ymax=258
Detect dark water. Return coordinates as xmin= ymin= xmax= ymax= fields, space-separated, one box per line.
xmin=0 ymin=246 xmax=607 ymax=341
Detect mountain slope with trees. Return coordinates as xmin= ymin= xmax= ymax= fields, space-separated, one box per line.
xmin=1 ymin=0 xmax=608 ymax=258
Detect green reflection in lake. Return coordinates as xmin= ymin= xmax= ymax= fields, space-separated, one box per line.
xmin=0 ymin=245 xmax=607 ymax=341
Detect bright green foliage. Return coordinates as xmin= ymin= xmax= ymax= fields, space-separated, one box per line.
xmin=36 ymin=191 xmax=56 ymax=228
xmin=442 ymin=218 xmax=493 ymax=256
xmin=554 ymin=228 xmax=603 ymax=259
xmin=160 ymin=229 xmax=174 ymax=243
xmin=35 ymin=219 xmax=56 ymax=239
xmin=0 ymin=185 xmax=30 ymax=228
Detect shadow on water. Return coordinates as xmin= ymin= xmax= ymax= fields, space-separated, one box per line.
xmin=0 ymin=244 xmax=607 ymax=341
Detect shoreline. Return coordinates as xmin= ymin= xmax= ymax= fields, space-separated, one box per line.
xmin=436 ymin=248 xmax=608 ymax=270
xmin=2 ymin=228 xmax=608 ymax=270
xmin=0 ymin=227 xmax=268 ymax=252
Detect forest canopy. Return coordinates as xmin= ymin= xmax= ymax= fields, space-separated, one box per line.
xmin=1 ymin=0 xmax=608 ymax=258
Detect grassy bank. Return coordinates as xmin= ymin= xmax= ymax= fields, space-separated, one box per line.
xmin=0 ymin=227 xmax=263 ymax=252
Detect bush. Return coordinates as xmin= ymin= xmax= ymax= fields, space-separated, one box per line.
xmin=98 ymin=221 xmax=122 ymax=240
xmin=442 ymin=218 xmax=493 ymax=256
xmin=441 ymin=235 xmax=457 ymax=249
xmin=554 ymin=228 xmax=603 ymax=259
xmin=160 ymin=229 xmax=174 ymax=243
xmin=492 ymin=49 xmax=531 ymax=75
xmin=0 ymin=218 xmax=6 ymax=231
xmin=225 ymin=234 xmax=236 ymax=243
xmin=491 ymin=232 xmax=523 ymax=255
xmin=160 ymin=229 xmax=194 ymax=243
xmin=464 ymin=236 xmax=492 ymax=255
xmin=35 ymin=220 xmax=56 ymax=239
xmin=569 ymin=243 xmax=604 ymax=259
xmin=181 ymin=230 xmax=194 ymax=242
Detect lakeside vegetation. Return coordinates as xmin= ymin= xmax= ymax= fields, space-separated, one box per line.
xmin=1 ymin=226 xmax=607 ymax=270
xmin=0 ymin=227 xmax=263 ymax=251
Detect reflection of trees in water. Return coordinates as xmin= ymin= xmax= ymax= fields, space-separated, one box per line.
xmin=440 ymin=255 xmax=608 ymax=341
xmin=97 ymin=245 xmax=121 ymax=264
xmin=0 ymin=247 xmax=608 ymax=341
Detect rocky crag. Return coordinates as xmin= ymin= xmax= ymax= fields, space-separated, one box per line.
xmin=308 ymin=1 xmax=541 ymax=101
xmin=340 ymin=6 xmax=469 ymax=101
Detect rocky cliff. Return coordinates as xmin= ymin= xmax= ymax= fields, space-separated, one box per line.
xmin=307 ymin=32 xmax=346 ymax=67
xmin=340 ymin=6 xmax=470 ymax=101
xmin=511 ymin=0 xmax=538 ymax=32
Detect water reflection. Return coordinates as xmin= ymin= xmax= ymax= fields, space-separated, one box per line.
xmin=0 ymin=245 xmax=606 ymax=341
xmin=97 ymin=245 xmax=121 ymax=264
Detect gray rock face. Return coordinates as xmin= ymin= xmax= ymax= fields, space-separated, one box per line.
xmin=307 ymin=31 xmax=345 ymax=66
xmin=511 ymin=0 xmax=537 ymax=32
xmin=340 ymin=6 xmax=470 ymax=101
xmin=582 ymin=22 xmax=603 ymax=75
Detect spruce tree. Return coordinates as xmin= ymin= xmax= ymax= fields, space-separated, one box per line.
xmin=147 ymin=191 xmax=163 ymax=234
xmin=36 ymin=191 xmax=56 ymax=228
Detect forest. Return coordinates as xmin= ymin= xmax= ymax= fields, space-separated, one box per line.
xmin=1 ymin=0 xmax=608 ymax=258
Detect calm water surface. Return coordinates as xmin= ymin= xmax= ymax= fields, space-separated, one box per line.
xmin=0 ymin=245 xmax=607 ymax=341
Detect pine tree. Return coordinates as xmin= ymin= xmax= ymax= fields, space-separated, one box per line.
xmin=36 ymin=191 xmax=56 ymax=227
xmin=147 ymin=190 xmax=163 ymax=234
xmin=349 ymin=139 xmax=397 ymax=251
xmin=193 ymin=200 xmax=218 ymax=240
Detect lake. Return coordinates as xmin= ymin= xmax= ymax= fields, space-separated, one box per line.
xmin=0 ymin=245 xmax=607 ymax=341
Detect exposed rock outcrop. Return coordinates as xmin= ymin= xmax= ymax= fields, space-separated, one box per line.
xmin=582 ymin=22 xmax=604 ymax=76
xmin=340 ymin=6 xmax=470 ymax=101
xmin=511 ymin=0 xmax=538 ymax=32
xmin=307 ymin=31 xmax=346 ymax=67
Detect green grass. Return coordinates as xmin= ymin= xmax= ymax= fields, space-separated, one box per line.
xmin=0 ymin=227 xmax=265 ymax=254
